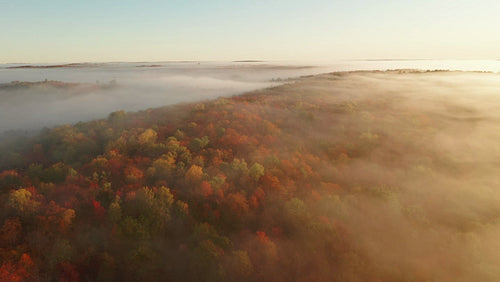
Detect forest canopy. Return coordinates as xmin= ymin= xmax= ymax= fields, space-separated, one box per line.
xmin=1 ymin=70 xmax=500 ymax=281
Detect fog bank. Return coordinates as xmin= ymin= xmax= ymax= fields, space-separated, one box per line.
xmin=1 ymin=60 xmax=500 ymax=133
xmin=0 ymin=63 xmax=318 ymax=133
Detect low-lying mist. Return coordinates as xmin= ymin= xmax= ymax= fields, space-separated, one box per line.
xmin=2 ymin=60 xmax=500 ymax=134
xmin=0 ymin=63 xmax=321 ymax=133
xmin=1 ymin=69 xmax=500 ymax=281
xmin=261 ymin=70 xmax=500 ymax=281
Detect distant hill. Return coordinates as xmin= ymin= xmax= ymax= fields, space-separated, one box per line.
xmin=232 ymin=60 xmax=266 ymax=63
xmin=0 ymin=80 xmax=82 ymax=90
xmin=136 ymin=64 xmax=163 ymax=68
xmin=0 ymin=79 xmax=117 ymax=92
xmin=6 ymin=63 xmax=101 ymax=69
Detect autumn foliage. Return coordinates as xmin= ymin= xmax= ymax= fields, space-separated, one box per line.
xmin=0 ymin=72 xmax=498 ymax=281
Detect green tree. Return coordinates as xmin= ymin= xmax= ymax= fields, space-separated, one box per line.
xmin=249 ymin=163 xmax=265 ymax=182
xmin=189 ymin=136 xmax=210 ymax=152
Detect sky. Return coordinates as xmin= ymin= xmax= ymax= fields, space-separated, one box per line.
xmin=1 ymin=0 xmax=499 ymax=63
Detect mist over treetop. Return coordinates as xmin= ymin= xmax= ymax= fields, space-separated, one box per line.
xmin=1 ymin=71 xmax=500 ymax=281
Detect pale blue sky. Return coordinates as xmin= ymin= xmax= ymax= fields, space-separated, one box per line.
xmin=1 ymin=0 xmax=498 ymax=63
